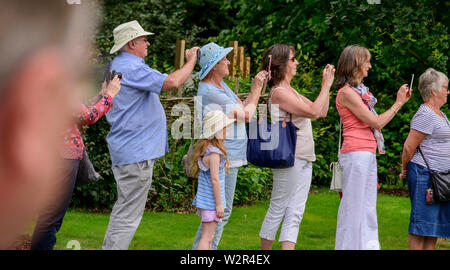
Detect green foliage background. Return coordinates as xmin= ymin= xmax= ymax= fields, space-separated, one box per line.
xmin=72 ymin=0 xmax=449 ymax=210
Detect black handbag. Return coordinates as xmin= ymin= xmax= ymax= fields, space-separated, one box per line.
xmin=418 ymin=146 xmax=450 ymax=203
xmin=75 ymin=148 xmax=101 ymax=186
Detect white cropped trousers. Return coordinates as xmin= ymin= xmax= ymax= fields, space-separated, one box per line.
xmin=259 ymin=158 xmax=312 ymax=243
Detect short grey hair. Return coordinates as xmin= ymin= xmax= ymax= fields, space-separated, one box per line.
xmin=418 ymin=68 xmax=448 ymax=101
xmin=119 ymin=43 xmax=130 ymax=53
xmin=119 ymin=36 xmax=142 ymax=53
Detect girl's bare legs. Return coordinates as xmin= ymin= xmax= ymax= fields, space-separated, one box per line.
xmin=197 ymin=222 xmax=218 ymax=250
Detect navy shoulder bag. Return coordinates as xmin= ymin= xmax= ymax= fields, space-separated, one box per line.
xmin=246 ymin=88 xmax=297 ymax=168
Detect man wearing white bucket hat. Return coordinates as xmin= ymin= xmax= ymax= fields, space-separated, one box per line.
xmin=102 ymin=20 xmax=199 ymax=250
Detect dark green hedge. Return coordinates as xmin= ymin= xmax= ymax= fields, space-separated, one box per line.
xmin=213 ymin=0 xmax=449 ymax=187
xmin=72 ymin=0 xmax=448 ymax=210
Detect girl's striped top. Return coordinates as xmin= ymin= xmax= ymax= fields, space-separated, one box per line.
xmin=192 ymin=145 xmax=227 ymax=210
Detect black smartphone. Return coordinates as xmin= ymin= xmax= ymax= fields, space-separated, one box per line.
xmin=110 ymin=70 xmax=123 ymax=80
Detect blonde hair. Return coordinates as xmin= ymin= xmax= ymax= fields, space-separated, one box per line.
xmin=190 ymin=138 xmax=229 ymax=178
xmin=335 ymin=45 xmax=371 ymax=89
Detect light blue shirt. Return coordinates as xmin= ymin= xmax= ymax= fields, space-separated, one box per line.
xmin=196 ymin=81 xmax=247 ymax=167
xmin=106 ymin=52 xmax=168 ymax=166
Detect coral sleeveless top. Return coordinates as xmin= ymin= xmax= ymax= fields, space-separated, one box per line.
xmin=336 ymin=85 xmax=377 ymax=154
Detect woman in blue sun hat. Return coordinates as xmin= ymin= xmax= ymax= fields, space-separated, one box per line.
xmin=191 ymin=42 xmax=267 ymax=250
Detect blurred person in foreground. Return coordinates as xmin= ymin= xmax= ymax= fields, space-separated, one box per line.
xmin=400 ymin=68 xmax=449 ymax=250
xmin=102 ymin=20 xmax=200 ymax=250
xmin=0 ymin=1 xmax=98 ymax=249
xmin=30 ymin=76 xmax=122 ymax=250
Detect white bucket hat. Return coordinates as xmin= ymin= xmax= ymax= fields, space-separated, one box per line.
xmin=109 ymin=20 xmax=154 ymax=54
xmin=201 ymin=110 xmax=235 ymax=139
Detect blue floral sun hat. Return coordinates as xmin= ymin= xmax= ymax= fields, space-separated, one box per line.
xmin=196 ymin=42 xmax=233 ymax=80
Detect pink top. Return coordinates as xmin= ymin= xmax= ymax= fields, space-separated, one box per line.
xmin=336 ymin=86 xmax=376 ymax=154
xmin=61 ymin=94 xmax=113 ymax=160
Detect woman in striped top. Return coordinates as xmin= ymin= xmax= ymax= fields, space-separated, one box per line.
xmin=190 ymin=110 xmax=235 ymax=250
xmin=400 ymin=68 xmax=449 ymax=250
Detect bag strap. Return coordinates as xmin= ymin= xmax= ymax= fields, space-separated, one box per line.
xmin=417 ymin=146 xmax=432 ymax=171
xmin=329 ymin=120 xmax=342 ymax=172
xmin=338 ymin=118 xmax=342 ymax=156
xmin=417 ymin=146 xmax=434 ymax=189
xmin=268 ymin=86 xmax=293 ymax=125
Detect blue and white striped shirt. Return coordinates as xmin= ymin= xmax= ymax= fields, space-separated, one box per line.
xmin=410 ymin=104 xmax=450 ymax=172
xmin=192 ymin=145 xmax=227 ymax=210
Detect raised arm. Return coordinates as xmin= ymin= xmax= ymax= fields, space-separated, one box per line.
xmin=339 ymin=84 xmax=411 ymax=130
xmin=228 ymin=70 xmax=267 ymax=123
xmin=77 ymin=75 xmax=121 ymax=125
xmin=271 ymin=64 xmax=335 ymax=119
xmin=162 ymin=47 xmax=200 ymax=91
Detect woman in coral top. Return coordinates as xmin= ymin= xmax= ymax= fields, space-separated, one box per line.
xmin=334 ymin=45 xmax=411 ymax=250
xmin=31 ymin=75 xmax=121 ymax=250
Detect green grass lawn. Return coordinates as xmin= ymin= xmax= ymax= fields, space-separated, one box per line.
xmin=53 ymin=188 xmax=450 ymax=250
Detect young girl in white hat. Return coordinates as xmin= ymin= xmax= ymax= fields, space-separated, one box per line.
xmin=190 ymin=110 xmax=235 ymax=250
